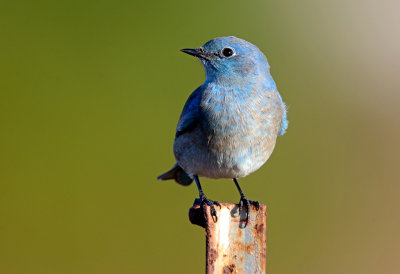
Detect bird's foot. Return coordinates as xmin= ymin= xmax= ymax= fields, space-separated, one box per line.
xmin=197 ymin=194 xmax=220 ymax=222
xmin=239 ymin=196 xmax=260 ymax=226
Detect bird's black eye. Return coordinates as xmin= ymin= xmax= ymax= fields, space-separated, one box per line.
xmin=221 ymin=47 xmax=234 ymax=57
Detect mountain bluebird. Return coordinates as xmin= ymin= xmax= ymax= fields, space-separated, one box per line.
xmin=158 ymin=36 xmax=288 ymax=224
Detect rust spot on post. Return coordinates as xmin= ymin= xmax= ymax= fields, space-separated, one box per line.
xmin=189 ymin=201 xmax=267 ymax=274
xmin=223 ymin=264 xmax=236 ymax=273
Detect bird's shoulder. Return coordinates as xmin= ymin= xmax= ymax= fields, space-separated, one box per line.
xmin=180 ymin=86 xmax=205 ymax=115
xmin=175 ymin=86 xmax=205 ymax=138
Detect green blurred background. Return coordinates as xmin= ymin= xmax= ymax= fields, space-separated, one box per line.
xmin=1 ymin=0 xmax=399 ymax=273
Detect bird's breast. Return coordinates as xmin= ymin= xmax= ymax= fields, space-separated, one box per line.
xmin=199 ymin=87 xmax=282 ymax=176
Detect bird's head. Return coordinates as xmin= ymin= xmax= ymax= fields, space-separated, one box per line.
xmin=181 ymin=36 xmax=270 ymax=82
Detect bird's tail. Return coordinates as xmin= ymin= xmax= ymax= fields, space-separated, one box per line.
xmin=157 ymin=163 xmax=193 ymax=186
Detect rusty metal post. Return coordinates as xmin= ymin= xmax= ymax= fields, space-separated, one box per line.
xmin=189 ymin=201 xmax=267 ymax=274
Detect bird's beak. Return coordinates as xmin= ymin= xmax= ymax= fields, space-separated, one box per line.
xmin=181 ymin=48 xmax=209 ymax=60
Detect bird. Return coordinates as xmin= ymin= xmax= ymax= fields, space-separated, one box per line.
xmin=158 ymin=36 xmax=288 ymax=224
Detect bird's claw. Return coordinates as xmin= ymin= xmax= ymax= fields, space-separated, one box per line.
xmin=239 ymin=196 xmax=260 ymax=226
xmin=200 ymin=194 xmax=219 ymax=222
xmin=213 ymin=200 xmax=222 ymax=208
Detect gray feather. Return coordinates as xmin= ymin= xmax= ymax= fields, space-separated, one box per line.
xmin=157 ymin=163 xmax=193 ymax=186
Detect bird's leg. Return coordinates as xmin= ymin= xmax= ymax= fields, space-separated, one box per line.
xmin=194 ymin=175 xmax=220 ymax=222
xmin=233 ymin=178 xmax=260 ymax=225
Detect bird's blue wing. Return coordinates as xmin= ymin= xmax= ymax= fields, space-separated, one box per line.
xmin=175 ymin=87 xmax=203 ymax=138
xmin=278 ymin=107 xmax=288 ymax=136
xmin=277 ymin=92 xmax=288 ymax=136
